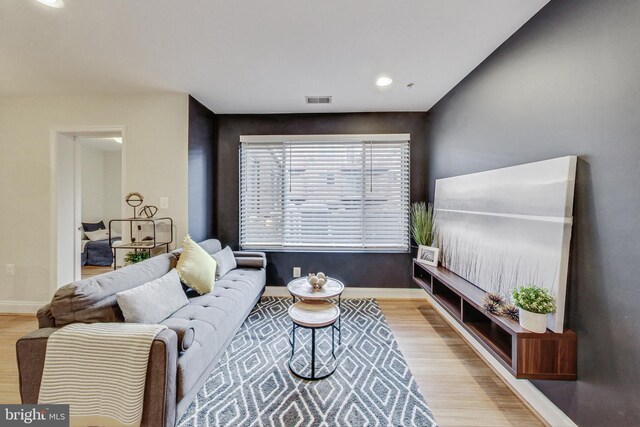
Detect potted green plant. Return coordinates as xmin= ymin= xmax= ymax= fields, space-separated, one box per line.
xmin=411 ymin=202 xmax=438 ymax=265
xmin=411 ymin=202 xmax=435 ymax=247
xmin=511 ymin=285 xmax=556 ymax=333
xmin=124 ymin=251 xmax=150 ymax=266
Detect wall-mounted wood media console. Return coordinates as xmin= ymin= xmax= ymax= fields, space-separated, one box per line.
xmin=413 ymin=260 xmax=576 ymax=380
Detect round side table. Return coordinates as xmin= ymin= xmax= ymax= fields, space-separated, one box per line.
xmin=288 ymin=300 xmax=340 ymax=380
xmin=287 ymin=277 xmax=344 ymax=344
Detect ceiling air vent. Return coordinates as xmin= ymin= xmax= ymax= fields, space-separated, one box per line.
xmin=305 ymin=96 xmax=332 ymax=104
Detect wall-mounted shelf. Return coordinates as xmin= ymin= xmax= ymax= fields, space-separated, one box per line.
xmin=413 ymin=260 xmax=577 ymax=381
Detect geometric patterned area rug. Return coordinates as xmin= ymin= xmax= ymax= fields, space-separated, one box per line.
xmin=178 ymin=297 xmax=437 ymax=427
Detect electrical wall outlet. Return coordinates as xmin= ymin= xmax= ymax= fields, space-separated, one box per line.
xmin=160 ymin=197 xmax=169 ymax=209
xmin=6 ymin=264 xmax=15 ymax=276
xmin=293 ymin=267 xmax=301 ymax=278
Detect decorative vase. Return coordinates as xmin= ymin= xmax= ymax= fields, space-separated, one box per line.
xmin=518 ymin=308 xmax=547 ymax=333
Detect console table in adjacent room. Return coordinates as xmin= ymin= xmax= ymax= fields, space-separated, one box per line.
xmin=413 ymin=260 xmax=577 ymax=381
xmin=109 ymin=217 xmax=174 ymax=269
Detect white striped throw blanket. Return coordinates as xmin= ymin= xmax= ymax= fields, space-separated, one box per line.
xmin=38 ymin=323 xmax=167 ymax=427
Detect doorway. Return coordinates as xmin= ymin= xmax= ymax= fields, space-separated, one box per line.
xmin=52 ymin=128 xmax=124 ymax=288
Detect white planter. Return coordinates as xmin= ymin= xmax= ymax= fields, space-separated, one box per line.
xmin=518 ymin=308 xmax=547 ymax=333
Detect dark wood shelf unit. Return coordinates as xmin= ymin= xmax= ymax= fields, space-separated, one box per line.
xmin=432 ymin=279 xmax=463 ymax=320
xmin=413 ymin=260 xmax=577 ymax=381
xmin=412 ymin=262 xmax=432 ymax=291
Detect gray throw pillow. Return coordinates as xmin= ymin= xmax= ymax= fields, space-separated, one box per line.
xmin=116 ymin=269 xmax=189 ymax=324
xmin=211 ymin=246 xmax=237 ymax=279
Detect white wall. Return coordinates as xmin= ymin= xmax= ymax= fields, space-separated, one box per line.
xmin=0 ymin=93 xmax=189 ymax=310
xmin=103 ymin=151 xmax=122 ymax=229
xmin=55 ymin=134 xmax=77 ymax=289
xmin=80 ymin=146 xmax=122 ymax=229
xmin=80 ymin=146 xmax=105 ymax=223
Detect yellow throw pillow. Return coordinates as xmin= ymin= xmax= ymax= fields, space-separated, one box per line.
xmin=176 ymin=235 xmax=217 ymax=294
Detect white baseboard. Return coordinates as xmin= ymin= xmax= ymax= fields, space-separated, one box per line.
xmin=263 ymin=286 xmax=426 ymax=299
xmin=0 ymin=300 xmax=47 ymax=314
xmin=421 ymin=292 xmax=577 ymax=427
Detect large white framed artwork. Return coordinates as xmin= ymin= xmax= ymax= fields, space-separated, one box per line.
xmin=434 ymin=156 xmax=577 ymax=333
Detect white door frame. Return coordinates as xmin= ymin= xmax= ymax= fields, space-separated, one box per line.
xmin=49 ymin=125 xmax=126 ymax=296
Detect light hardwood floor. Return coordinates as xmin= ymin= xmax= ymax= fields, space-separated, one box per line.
xmin=378 ymin=299 xmax=543 ymax=427
xmin=0 ymin=314 xmax=37 ymax=404
xmin=0 ymin=299 xmax=543 ymax=426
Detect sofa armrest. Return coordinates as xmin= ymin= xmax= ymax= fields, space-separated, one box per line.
xmin=233 ymin=251 xmax=266 ymax=258
xmin=16 ymin=327 xmax=57 ymax=404
xmin=233 ymin=251 xmax=267 ymax=269
xmin=36 ymin=304 xmax=55 ymax=328
xmin=16 ymin=327 xmax=178 ymax=427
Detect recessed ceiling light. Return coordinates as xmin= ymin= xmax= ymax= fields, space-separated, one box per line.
xmin=36 ymin=0 xmax=64 ymax=8
xmin=376 ymin=76 xmax=393 ymax=87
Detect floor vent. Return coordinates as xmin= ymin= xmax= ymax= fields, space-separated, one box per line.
xmin=305 ymin=96 xmax=332 ymax=104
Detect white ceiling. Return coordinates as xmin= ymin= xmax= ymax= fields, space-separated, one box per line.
xmin=0 ymin=0 xmax=548 ymax=114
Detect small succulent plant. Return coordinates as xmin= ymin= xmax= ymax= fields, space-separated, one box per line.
xmin=501 ymin=303 xmax=520 ymax=321
xmin=483 ymin=300 xmax=502 ymax=315
xmin=482 ymin=291 xmax=506 ymax=315
xmin=486 ymin=291 xmax=505 ymax=305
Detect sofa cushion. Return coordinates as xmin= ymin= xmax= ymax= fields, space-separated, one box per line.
xmin=176 ymin=236 xmax=218 ymax=295
xmin=172 ymin=268 xmax=266 ymax=401
xmin=214 ymin=269 xmax=266 ymax=302
xmin=196 ymin=239 xmax=222 ymax=256
xmin=211 ymin=246 xmax=237 ymax=279
xmin=116 ymin=269 xmax=189 ymax=324
xmin=50 ymin=253 xmax=177 ymax=327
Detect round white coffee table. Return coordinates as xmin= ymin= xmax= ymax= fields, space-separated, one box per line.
xmin=287 ymin=277 xmax=345 ymax=300
xmin=288 ymin=300 xmax=340 ymax=380
xmin=287 ymin=277 xmax=344 ymax=344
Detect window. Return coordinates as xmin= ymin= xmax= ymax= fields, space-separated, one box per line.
xmin=240 ymin=134 xmax=410 ymax=252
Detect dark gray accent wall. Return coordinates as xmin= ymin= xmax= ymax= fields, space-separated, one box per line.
xmin=188 ymin=96 xmax=217 ymax=242
xmin=427 ymin=0 xmax=640 ymax=425
xmin=216 ymin=112 xmax=428 ymax=288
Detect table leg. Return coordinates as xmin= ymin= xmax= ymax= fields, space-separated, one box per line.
xmin=332 ymin=322 xmax=336 ymax=359
xmin=338 ymin=294 xmax=342 ymax=345
xmin=311 ymin=329 xmax=316 ymax=380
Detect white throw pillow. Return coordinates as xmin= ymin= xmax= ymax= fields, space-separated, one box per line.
xmin=116 ymin=269 xmax=189 ymax=324
xmin=176 ymin=235 xmax=218 ymax=294
xmin=211 ymin=246 xmax=237 ymax=279
xmin=85 ymin=229 xmax=120 ymax=241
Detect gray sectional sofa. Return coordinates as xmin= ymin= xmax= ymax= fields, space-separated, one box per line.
xmin=16 ymin=239 xmax=266 ymax=427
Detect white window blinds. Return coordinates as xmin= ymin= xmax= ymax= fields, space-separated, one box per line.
xmin=240 ymin=135 xmax=410 ymax=252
